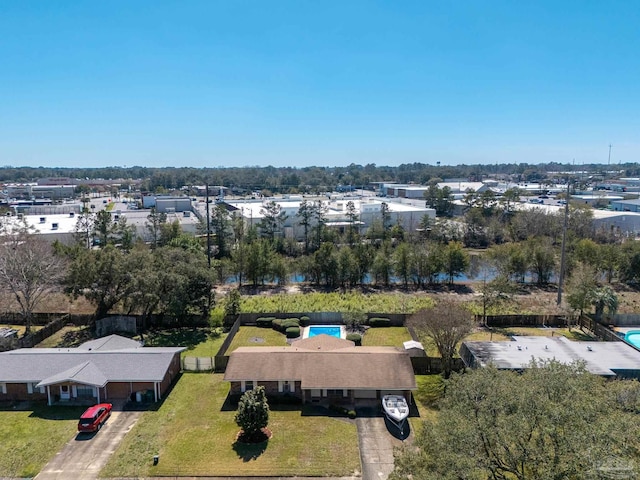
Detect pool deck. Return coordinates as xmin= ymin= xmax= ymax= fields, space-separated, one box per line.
xmin=302 ymin=325 xmax=347 ymax=339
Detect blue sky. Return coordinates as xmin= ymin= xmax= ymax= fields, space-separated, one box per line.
xmin=1 ymin=1 xmax=638 ymax=168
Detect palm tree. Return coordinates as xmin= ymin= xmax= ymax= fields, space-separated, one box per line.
xmin=589 ymin=286 xmax=618 ymax=320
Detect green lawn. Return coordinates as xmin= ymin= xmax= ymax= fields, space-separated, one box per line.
xmin=141 ymin=327 xmax=227 ymax=358
xmin=361 ymin=327 xmax=413 ymax=347
xmin=0 ymin=405 xmax=84 ymax=478
xmin=225 ymin=327 xmax=289 ymax=353
xmin=101 ymin=374 xmax=360 ymax=477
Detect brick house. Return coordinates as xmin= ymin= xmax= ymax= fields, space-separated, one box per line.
xmin=224 ymin=335 xmax=416 ymax=404
xmin=0 ymin=335 xmax=184 ymax=405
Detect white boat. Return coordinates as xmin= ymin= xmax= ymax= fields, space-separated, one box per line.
xmin=382 ymin=395 xmax=409 ymax=433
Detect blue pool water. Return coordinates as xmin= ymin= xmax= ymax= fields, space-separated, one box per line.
xmin=308 ymin=326 xmax=342 ymax=339
xmin=625 ymin=331 xmax=640 ymax=349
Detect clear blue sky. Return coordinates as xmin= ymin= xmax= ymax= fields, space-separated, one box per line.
xmin=1 ymin=1 xmax=638 ymax=168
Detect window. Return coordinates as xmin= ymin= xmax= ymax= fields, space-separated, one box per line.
xmin=27 ymin=382 xmax=44 ymax=394
xmin=76 ymin=385 xmax=95 ymax=398
xmin=241 ymin=380 xmax=255 ymax=392
xmin=0 ymin=383 xmax=6 ymax=395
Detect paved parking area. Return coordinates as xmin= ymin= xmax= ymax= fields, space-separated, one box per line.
xmin=356 ymin=411 xmax=411 ymax=480
xmin=35 ymin=410 xmax=141 ymax=480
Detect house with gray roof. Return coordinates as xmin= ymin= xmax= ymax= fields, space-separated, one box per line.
xmin=224 ymin=335 xmax=417 ymax=404
xmin=0 ymin=335 xmax=185 ymax=405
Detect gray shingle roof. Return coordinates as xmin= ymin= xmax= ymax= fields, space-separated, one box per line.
xmin=0 ymin=335 xmax=185 ymax=384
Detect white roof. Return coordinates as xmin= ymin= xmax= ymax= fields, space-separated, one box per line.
xmin=403 ymin=340 xmax=424 ymax=350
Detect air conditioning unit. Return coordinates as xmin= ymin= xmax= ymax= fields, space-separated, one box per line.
xmin=51 ymin=223 xmax=59 ymax=230
xmin=39 ymin=217 xmax=46 ymax=223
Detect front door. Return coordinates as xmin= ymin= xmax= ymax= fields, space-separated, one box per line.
xmin=60 ymin=385 xmax=70 ymax=400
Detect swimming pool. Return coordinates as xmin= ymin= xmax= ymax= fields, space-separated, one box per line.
xmin=624 ymin=330 xmax=640 ymax=349
xmin=306 ymin=325 xmax=344 ymax=339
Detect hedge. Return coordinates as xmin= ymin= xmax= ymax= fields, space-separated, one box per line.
xmin=299 ymin=316 xmax=311 ymax=327
xmin=346 ymin=333 xmax=362 ymax=346
xmin=286 ymin=326 xmax=301 ymax=338
xmin=368 ymin=317 xmax=391 ymax=327
xmin=256 ymin=317 xmax=275 ymax=328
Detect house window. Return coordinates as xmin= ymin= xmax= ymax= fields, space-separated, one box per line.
xmin=0 ymin=383 xmax=6 ymax=394
xmin=76 ymin=386 xmax=95 ymax=398
xmin=241 ymin=381 xmax=255 ymax=393
xmin=279 ymin=380 xmax=295 ymax=393
xmin=27 ymin=383 xmax=44 ymax=394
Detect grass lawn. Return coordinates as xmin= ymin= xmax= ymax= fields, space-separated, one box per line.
xmin=409 ymin=375 xmax=442 ymax=435
xmin=361 ymin=327 xmax=413 ymax=347
xmin=101 ymin=374 xmax=360 ymax=477
xmin=0 ymin=405 xmax=85 ymax=478
xmin=141 ymin=327 xmax=228 ymax=358
xmin=225 ymin=327 xmax=288 ymax=353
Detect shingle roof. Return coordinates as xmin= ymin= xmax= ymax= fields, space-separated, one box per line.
xmin=0 ymin=335 xmax=185 ymax=385
xmin=77 ymin=335 xmax=142 ymax=351
xmin=224 ymin=336 xmax=416 ymax=391
xmin=37 ymin=361 xmax=108 ymax=388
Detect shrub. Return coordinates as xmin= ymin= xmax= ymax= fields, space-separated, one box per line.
xmin=346 ymin=333 xmax=362 ymax=346
xmin=272 ymin=319 xmax=284 ymax=332
xmin=282 ymin=319 xmax=300 ymax=329
xmin=285 ymin=326 xmax=301 ymax=338
xmin=369 ymin=317 xmax=391 ymax=327
xmin=299 ymin=316 xmax=311 ymax=327
xmin=328 ymin=404 xmax=357 ymax=419
xmin=256 ymin=317 xmax=275 ymax=328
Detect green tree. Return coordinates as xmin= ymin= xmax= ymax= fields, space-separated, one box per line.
xmin=526 ymin=237 xmax=556 ymax=285
xmin=345 ymin=200 xmax=359 ymax=245
xmin=145 ymin=207 xmax=167 ymax=249
xmin=443 ymin=241 xmax=469 ymax=285
xmin=408 ymin=300 xmax=473 ymax=378
xmin=393 ymin=242 xmax=412 ymax=288
xmin=591 ymin=285 xmax=618 ymax=320
xmin=259 ymin=200 xmax=287 ymax=241
xmin=224 ymin=289 xmax=242 ymax=318
xmin=566 ymin=262 xmax=599 ymax=317
xmin=391 ymin=361 xmax=640 ymax=480
xmin=235 ymin=386 xmax=270 ymax=442
xmin=424 ymin=184 xmax=454 ymax=217
xmin=296 ymin=199 xmax=314 ymax=253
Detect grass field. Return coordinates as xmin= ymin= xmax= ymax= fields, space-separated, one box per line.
xmin=225 ymin=327 xmax=289 ymax=353
xmin=142 ymin=328 xmax=228 ymax=358
xmin=239 ymin=292 xmax=435 ymax=314
xmin=101 ymin=374 xmax=360 ymax=477
xmin=361 ymin=327 xmax=413 ymax=347
xmin=0 ymin=405 xmax=84 ymax=478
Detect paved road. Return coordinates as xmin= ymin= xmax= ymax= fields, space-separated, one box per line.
xmin=356 ymin=414 xmax=411 ymax=480
xmin=35 ymin=410 xmax=141 ymax=480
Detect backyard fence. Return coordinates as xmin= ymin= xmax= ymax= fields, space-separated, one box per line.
xmin=477 ymin=314 xmax=570 ymax=328
xmin=17 ymin=315 xmax=70 ymax=348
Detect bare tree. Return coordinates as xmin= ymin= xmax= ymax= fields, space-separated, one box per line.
xmin=0 ymin=233 xmax=65 ymax=335
xmin=408 ymin=300 xmax=474 ymax=378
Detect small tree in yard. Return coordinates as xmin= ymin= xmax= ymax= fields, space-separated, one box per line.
xmin=235 ymin=386 xmax=270 ymax=442
xmin=409 ymin=300 xmax=474 ymax=378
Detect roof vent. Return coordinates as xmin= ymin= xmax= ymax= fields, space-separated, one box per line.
xmin=69 ymin=212 xmax=75 ymax=217
xmin=39 ymin=217 xmax=46 ymax=223
xmin=51 ymin=223 xmax=58 ymax=230
xmin=545 ymin=345 xmax=548 ymax=350
xmin=587 ymin=345 xmax=593 ymax=352
xmin=517 ymin=345 xmax=523 ymax=351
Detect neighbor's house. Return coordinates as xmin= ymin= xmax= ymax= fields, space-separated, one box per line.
xmin=0 ymin=335 xmax=185 ymax=405
xmin=224 ymin=335 xmax=416 ymax=404
xmin=460 ymin=336 xmax=640 ymax=378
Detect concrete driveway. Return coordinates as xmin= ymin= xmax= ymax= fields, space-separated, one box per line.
xmin=35 ymin=410 xmax=141 ymax=480
xmin=356 ymin=410 xmax=412 ymax=480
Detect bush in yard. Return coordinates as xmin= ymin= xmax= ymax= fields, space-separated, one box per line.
xmin=282 ymin=318 xmax=300 ymax=329
xmin=299 ymin=316 xmax=311 ymax=327
xmin=286 ymin=326 xmax=301 ymax=338
xmin=235 ymin=386 xmax=270 ymax=443
xmin=346 ymin=333 xmax=362 ymax=345
xmin=369 ymin=317 xmax=391 ymax=327
xmin=256 ymin=317 xmax=275 ymax=328
xmin=272 ymin=319 xmax=283 ymax=332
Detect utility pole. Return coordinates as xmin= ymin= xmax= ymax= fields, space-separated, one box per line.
xmin=608 ymin=144 xmax=612 ymax=166
xmin=557 ymin=180 xmax=571 ymax=305
xmin=205 ymin=183 xmax=211 ymax=268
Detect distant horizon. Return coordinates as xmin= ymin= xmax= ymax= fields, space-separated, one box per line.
xmin=1 ymin=1 xmax=638 ymax=168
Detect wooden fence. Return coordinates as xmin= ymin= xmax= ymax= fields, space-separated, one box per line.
xmin=477 ymin=314 xmax=570 ymax=328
